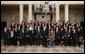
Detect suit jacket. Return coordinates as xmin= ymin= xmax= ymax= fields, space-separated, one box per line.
xmin=40 ymin=26 xmax=43 ymax=35
xmin=29 ymin=30 xmax=35 ymax=38
xmin=17 ymin=30 xmax=21 ymax=37
xmin=25 ymin=30 xmax=29 ymax=38
xmin=20 ymin=30 xmax=25 ymax=38
xmin=72 ymin=32 xmax=77 ymax=40
xmin=80 ymin=29 xmax=84 ymax=36
xmin=77 ymin=31 xmax=81 ymax=39
xmin=55 ymin=31 xmax=59 ymax=38
xmin=42 ymin=29 xmax=47 ymax=38
xmin=14 ymin=30 xmax=18 ymax=38
xmin=59 ymin=30 xmax=64 ymax=38
xmin=36 ymin=29 xmax=41 ymax=38
xmin=4 ymin=30 xmax=9 ymax=39
xmin=64 ymin=31 xmax=68 ymax=37
xmin=8 ymin=30 xmax=11 ymax=39
xmin=31 ymin=30 xmax=35 ymax=37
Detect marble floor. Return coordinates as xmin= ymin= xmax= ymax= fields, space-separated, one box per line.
xmin=1 ymin=40 xmax=84 ymax=53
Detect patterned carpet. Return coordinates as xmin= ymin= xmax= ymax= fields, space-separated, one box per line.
xmin=1 ymin=40 xmax=84 ymax=53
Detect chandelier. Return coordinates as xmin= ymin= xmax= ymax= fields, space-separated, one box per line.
xmin=34 ymin=1 xmax=57 ymax=14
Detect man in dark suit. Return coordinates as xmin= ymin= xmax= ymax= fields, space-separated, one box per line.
xmin=17 ymin=27 xmax=21 ymax=46
xmin=14 ymin=27 xmax=18 ymax=46
xmin=34 ymin=25 xmax=37 ymax=46
xmin=59 ymin=28 xmax=64 ymax=46
xmin=31 ymin=26 xmax=35 ymax=46
xmin=55 ymin=28 xmax=59 ymax=46
xmin=29 ymin=25 xmax=32 ymax=46
xmin=64 ymin=27 xmax=68 ymax=46
xmin=76 ymin=28 xmax=81 ymax=47
xmin=4 ymin=27 xmax=9 ymax=45
xmin=39 ymin=22 xmax=43 ymax=46
xmin=68 ymin=28 xmax=71 ymax=46
xmin=36 ymin=26 xmax=41 ymax=46
xmin=7 ymin=27 xmax=11 ymax=45
xmin=20 ymin=28 xmax=25 ymax=46
xmin=80 ymin=27 xmax=84 ymax=44
xmin=42 ymin=26 xmax=47 ymax=47
xmin=25 ymin=28 xmax=30 ymax=45
xmin=72 ymin=29 xmax=77 ymax=47
xmin=70 ymin=28 xmax=73 ymax=46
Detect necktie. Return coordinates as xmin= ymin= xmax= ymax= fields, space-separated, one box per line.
xmin=38 ymin=30 xmax=40 ymax=33
xmin=32 ymin=30 xmax=34 ymax=33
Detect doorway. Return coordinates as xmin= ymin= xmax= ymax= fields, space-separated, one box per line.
xmin=1 ymin=22 xmax=6 ymax=39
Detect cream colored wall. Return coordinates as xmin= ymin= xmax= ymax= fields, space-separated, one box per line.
xmin=1 ymin=5 xmax=19 ymax=28
xmin=69 ymin=7 xmax=84 ymax=23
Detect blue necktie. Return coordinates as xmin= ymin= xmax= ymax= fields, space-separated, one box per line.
xmin=32 ymin=30 xmax=34 ymax=33
xmin=38 ymin=30 xmax=40 ymax=33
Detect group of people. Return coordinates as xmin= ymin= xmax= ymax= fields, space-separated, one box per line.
xmin=4 ymin=20 xmax=84 ymax=47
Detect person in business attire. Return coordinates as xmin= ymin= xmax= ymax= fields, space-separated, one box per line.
xmin=80 ymin=26 xmax=84 ymax=44
xmin=36 ymin=26 xmax=41 ymax=46
xmin=25 ymin=27 xmax=30 ymax=45
xmin=33 ymin=25 xmax=37 ymax=46
xmin=13 ymin=27 xmax=18 ymax=46
xmin=72 ymin=29 xmax=77 ymax=47
xmin=46 ymin=23 xmax=49 ymax=36
xmin=7 ymin=27 xmax=11 ymax=45
xmin=17 ymin=27 xmax=21 ymax=46
xmin=40 ymin=23 xmax=43 ymax=46
xmin=76 ymin=28 xmax=81 ymax=47
xmin=64 ymin=27 xmax=68 ymax=46
xmin=34 ymin=26 xmax=38 ymax=46
xmin=55 ymin=28 xmax=59 ymax=46
xmin=22 ymin=27 xmax=27 ymax=45
xmin=20 ymin=28 xmax=25 ymax=46
xmin=42 ymin=26 xmax=47 ymax=47
xmin=29 ymin=24 xmax=32 ymax=46
xmin=70 ymin=28 xmax=73 ymax=46
xmin=59 ymin=28 xmax=64 ymax=46
xmin=31 ymin=26 xmax=35 ymax=46
xmin=68 ymin=28 xmax=71 ymax=46
xmin=4 ymin=27 xmax=9 ymax=45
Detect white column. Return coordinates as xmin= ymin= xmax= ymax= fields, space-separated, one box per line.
xmin=56 ymin=4 xmax=59 ymax=23
xmin=65 ymin=4 xmax=69 ymax=22
xmin=28 ymin=4 xmax=32 ymax=23
xmin=19 ymin=4 xmax=23 ymax=24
